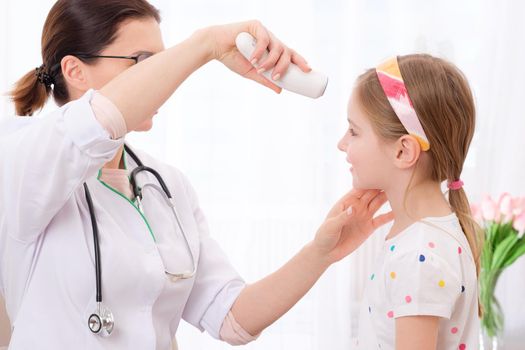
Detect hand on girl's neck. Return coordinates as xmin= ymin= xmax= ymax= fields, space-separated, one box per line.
xmin=385 ymin=179 xmax=453 ymax=239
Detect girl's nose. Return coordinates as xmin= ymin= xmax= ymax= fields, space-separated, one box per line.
xmin=337 ymin=138 xmax=347 ymax=152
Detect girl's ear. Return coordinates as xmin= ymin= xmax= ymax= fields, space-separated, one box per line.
xmin=393 ymin=135 xmax=421 ymax=169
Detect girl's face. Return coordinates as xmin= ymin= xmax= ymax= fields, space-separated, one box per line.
xmin=337 ymin=91 xmax=396 ymax=190
xmin=80 ymin=17 xmax=164 ymax=132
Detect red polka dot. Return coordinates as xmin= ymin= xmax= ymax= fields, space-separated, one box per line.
xmin=451 ymin=327 xmax=458 ymax=334
xmin=459 ymin=344 xmax=466 ymax=350
xmin=405 ymin=295 xmax=412 ymax=303
xmin=387 ymin=311 xmax=394 ymax=318
xmin=429 ymin=242 xmax=435 ymax=248
xmin=458 ymin=246 xmax=462 ymax=254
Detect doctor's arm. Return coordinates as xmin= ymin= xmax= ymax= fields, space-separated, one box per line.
xmin=230 ymin=189 xmax=394 ymax=336
xmin=99 ymin=20 xmax=310 ymax=133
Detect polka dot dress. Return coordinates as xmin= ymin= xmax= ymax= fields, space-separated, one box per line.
xmin=354 ymin=214 xmax=479 ymax=350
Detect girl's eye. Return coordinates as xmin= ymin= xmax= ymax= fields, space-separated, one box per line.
xmin=348 ymin=128 xmax=357 ymax=136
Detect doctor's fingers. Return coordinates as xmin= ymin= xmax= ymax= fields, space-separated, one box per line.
xmin=291 ymin=50 xmax=311 ymax=72
xmin=367 ymin=191 xmax=389 ymax=214
xmin=325 ymin=188 xmax=368 ymax=218
xmin=352 ymin=189 xmax=383 ymax=213
xmin=246 ymin=22 xmax=310 ymax=73
xmin=267 ymin=49 xmax=291 ymax=81
xmin=248 ymin=21 xmax=272 ymax=62
xmin=242 ymin=65 xmax=282 ymax=93
xmin=269 ymin=49 xmax=311 ymax=81
xmin=372 ymin=211 xmax=395 ymax=230
xmin=260 ymin=46 xmax=312 ymax=80
xmin=256 ymin=39 xmax=285 ymax=73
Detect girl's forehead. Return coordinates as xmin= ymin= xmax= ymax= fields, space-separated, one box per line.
xmin=347 ymin=93 xmax=369 ymax=125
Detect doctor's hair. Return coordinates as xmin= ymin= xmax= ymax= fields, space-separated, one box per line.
xmin=355 ymin=54 xmax=483 ymax=281
xmin=10 ymin=0 xmax=161 ymax=116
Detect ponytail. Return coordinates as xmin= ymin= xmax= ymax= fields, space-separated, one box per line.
xmin=10 ymin=67 xmax=52 ymax=116
xmin=449 ymin=187 xmax=483 ymax=274
xmin=448 ymin=186 xmax=484 ymax=317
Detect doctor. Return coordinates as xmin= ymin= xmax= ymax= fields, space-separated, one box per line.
xmin=0 ymin=0 xmax=392 ymax=349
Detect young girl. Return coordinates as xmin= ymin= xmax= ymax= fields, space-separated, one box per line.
xmin=338 ymin=55 xmax=481 ymax=349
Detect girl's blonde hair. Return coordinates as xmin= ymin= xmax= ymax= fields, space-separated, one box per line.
xmin=355 ymin=54 xmax=482 ymax=281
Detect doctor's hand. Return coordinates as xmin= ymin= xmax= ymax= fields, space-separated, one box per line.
xmin=201 ymin=20 xmax=311 ymax=93
xmin=312 ymin=189 xmax=394 ymax=264
xmin=231 ymin=188 xmax=393 ymax=336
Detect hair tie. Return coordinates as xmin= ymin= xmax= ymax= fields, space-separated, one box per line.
xmin=448 ymin=179 xmax=464 ymax=190
xmin=35 ymin=64 xmax=55 ymax=88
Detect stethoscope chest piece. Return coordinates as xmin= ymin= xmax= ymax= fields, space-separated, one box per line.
xmin=88 ymin=303 xmax=114 ymax=337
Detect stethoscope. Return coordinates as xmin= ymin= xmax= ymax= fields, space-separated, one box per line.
xmin=84 ymin=144 xmax=197 ymax=336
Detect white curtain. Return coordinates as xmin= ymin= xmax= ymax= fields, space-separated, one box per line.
xmin=1 ymin=0 xmax=524 ymax=349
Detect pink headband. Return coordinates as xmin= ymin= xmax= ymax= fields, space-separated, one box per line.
xmin=375 ymin=57 xmax=430 ymax=151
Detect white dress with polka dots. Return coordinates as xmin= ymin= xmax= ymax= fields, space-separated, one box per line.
xmin=355 ymin=214 xmax=479 ymax=350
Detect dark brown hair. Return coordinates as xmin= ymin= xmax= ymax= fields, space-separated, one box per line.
xmin=10 ymin=0 xmax=161 ymax=116
xmin=355 ymin=54 xmax=483 ymax=281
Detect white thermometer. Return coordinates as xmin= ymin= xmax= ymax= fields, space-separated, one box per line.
xmin=235 ymin=32 xmax=328 ymax=98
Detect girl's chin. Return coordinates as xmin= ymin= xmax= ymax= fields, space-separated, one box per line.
xmin=352 ymin=178 xmax=379 ymax=191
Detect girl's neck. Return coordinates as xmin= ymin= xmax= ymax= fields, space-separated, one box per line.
xmin=385 ymin=179 xmax=452 ymax=240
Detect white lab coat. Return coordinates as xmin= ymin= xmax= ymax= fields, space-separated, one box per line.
xmin=0 ymin=90 xmax=245 ymax=349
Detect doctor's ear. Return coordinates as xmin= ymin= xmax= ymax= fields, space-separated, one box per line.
xmin=60 ymin=55 xmax=90 ymax=93
xmin=393 ymin=135 xmax=421 ymax=169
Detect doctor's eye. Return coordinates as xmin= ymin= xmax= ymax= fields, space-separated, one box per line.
xmin=348 ymin=128 xmax=357 ymax=136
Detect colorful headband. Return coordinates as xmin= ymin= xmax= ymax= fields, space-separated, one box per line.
xmin=375 ymin=57 xmax=430 ymax=151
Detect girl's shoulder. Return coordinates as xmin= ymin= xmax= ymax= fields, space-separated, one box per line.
xmin=384 ymin=213 xmax=474 ymax=268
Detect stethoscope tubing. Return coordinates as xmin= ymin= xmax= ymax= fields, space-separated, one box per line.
xmin=83 ymin=183 xmax=102 ymax=303
xmin=84 ymin=144 xmax=197 ymax=336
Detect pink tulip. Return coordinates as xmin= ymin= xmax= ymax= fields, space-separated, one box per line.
xmin=481 ymin=195 xmax=500 ymax=222
xmin=513 ymin=212 xmax=525 ymax=238
xmin=498 ymin=193 xmax=513 ymax=221
xmin=512 ymin=197 xmax=525 ymax=217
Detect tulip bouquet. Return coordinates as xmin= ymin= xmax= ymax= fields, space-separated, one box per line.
xmin=471 ymin=193 xmax=525 ymax=341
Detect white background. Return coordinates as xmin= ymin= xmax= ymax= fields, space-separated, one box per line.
xmin=1 ymin=0 xmax=524 ymax=349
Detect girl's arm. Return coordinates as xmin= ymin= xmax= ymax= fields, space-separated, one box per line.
xmin=231 ymin=189 xmax=394 ymax=335
xmin=396 ymin=316 xmax=440 ymax=350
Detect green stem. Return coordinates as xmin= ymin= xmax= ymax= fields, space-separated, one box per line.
xmin=480 ymin=270 xmax=504 ymax=338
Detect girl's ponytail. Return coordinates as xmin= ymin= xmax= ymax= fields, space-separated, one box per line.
xmin=448 ymin=184 xmax=483 ymax=317
xmin=448 ymin=185 xmax=483 ymax=276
